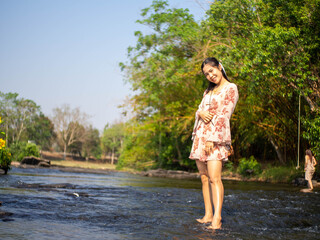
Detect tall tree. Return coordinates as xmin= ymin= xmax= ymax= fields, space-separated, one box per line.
xmin=101 ymin=123 xmax=124 ymax=165
xmin=0 ymin=92 xmax=40 ymax=145
xmin=26 ymin=113 xmax=56 ymax=150
xmin=51 ymin=104 xmax=88 ymax=159
xmin=82 ymin=125 xmax=101 ymax=159
xmin=119 ymin=0 xmax=320 ymax=170
xmin=120 ymin=0 xmax=202 ymax=170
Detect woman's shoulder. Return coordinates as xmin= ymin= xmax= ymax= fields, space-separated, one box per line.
xmin=227 ymin=82 xmax=238 ymax=90
xmin=224 ymin=82 xmax=238 ymax=93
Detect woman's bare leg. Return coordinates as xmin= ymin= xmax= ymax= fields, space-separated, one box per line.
xmin=308 ymin=179 xmax=313 ymax=190
xmin=207 ymin=160 xmax=223 ymax=229
xmin=196 ymin=160 xmax=213 ymax=223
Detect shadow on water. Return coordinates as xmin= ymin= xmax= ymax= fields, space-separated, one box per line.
xmin=0 ymin=167 xmax=319 ymax=240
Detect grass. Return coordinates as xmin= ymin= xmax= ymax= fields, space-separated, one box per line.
xmin=50 ymin=160 xmax=117 ymax=170
xmin=258 ymin=165 xmax=304 ymax=183
xmin=221 ymin=163 xmax=305 ymax=183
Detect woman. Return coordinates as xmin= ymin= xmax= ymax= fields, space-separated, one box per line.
xmin=189 ymin=57 xmax=239 ymax=230
xmin=304 ymin=149 xmax=317 ymax=190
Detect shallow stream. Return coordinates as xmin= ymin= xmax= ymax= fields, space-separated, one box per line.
xmin=0 ymin=167 xmax=319 ymax=239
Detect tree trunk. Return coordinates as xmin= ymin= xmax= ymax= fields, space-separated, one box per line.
xmin=63 ymin=144 xmax=67 ymax=160
xmin=175 ymin=138 xmax=182 ymax=160
xmin=111 ymin=146 xmax=114 ymax=165
xmin=5 ymin=124 xmax=8 ymax=147
xmin=269 ymin=137 xmax=285 ymax=164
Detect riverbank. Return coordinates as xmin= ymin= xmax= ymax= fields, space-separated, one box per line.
xmin=10 ymin=160 xmax=320 ymax=188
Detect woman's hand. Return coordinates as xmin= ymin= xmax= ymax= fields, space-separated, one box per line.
xmin=205 ymin=141 xmax=214 ymax=155
xmin=199 ymin=111 xmax=214 ymax=124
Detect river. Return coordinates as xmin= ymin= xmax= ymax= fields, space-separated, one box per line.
xmin=0 ymin=167 xmax=319 ymax=240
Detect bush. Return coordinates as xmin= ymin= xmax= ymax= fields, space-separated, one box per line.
xmin=261 ymin=166 xmax=303 ymax=183
xmin=237 ymin=156 xmax=262 ymax=177
xmin=0 ymin=147 xmax=12 ymax=174
xmin=10 ymin=141 xmax=40 ymax=162
xmin=0 ymin=116 xmax=12 ymax=174
xmin=224 ymin=161 xmax=234 ymax=172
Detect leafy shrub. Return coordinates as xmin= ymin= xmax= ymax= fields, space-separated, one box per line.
xmin=224 ymin=161 xmax=234 ymax=171
xmin=0 ymin=146 xmax=12 ymax=174
xmin=10 ymin=141 xmax=40 ymax=162
xmin=9 ymin=141 xmax=26 ymax=162
xmin=0 ymin=116 xmax=12 ymax=174
xmin=237 ymin=156 xmax=262 ymax=177
xmin=261 ymin=166 xmax=303 ymax=183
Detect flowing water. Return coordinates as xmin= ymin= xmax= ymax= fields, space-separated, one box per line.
xmin=0 ymin=167 xmax=319 ymax=240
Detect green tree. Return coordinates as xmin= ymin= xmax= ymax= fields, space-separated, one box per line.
xmin=101 ymin=123 xmax=124 ymax=165
xmin=119 ymin=0 xmax=320 ymax=170
xmin=82 ymin=125 xmax=101 ymax=159
xmin=26 ymin=113 xmax=56 ymax=150
xmin=202 ymin=0 xmax=320 ymax=162
xmin=120 ymin=0 xmax=201 ymax=170
xmin=0 ymin=92 xmax=40 ymax=145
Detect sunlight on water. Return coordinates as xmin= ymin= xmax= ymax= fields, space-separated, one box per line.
xmin=0 ymin=167 xmax=319 ymax=240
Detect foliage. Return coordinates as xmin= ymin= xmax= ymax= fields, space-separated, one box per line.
xmin=0 ymin=147 xmax=12 ymax=173
xmin=119 ymin=0 xmax=201 ymax=170
xmin=101 ymin=122 xmax=124 ymax=165
xmin=51 ymin=104 xmax=88 ymax=159
xmin=0 ymin=92 xmax=41 ymax=145
xmin=237 ymin=156 xmax=262 ymax=177
xmin=224 ymin=161 xmax=234 ymax=172
xmin=8 ymin=141 xmax=25 ymax=162
xmin=0 ymin=116 xmax=12 ymax=173
xmin=26 ymin=113 xmax=56 ymax=150
xmin=10 ymin=141 xmax=40 ymax=162
xmin=22 ymin=142 xmax=40 ymax=160
xmin=119 ymin=0 xmax=320 ymax=171
xmin=260 ymin=165 xmax=304 ymax=183
xmin=303 ymin=113 xmax=320 ymax=158
xmin=82 ymin=125 xmax=101 ymax=159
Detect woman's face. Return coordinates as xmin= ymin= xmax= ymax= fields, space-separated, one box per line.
xmin=202 ymin=64 xmax=223 ymax=85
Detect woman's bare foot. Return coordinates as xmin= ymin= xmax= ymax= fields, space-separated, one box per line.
xmin=196 ymin=215 xmax=213 ymax=224
xmin=207 ymin=217 xmax=222 ymax=230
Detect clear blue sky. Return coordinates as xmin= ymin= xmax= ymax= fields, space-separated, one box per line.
xmin=0 ymin=0 xmax=209 ymax=132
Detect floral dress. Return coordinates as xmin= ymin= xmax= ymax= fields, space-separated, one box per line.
xmin=189 ymin=83 xmax=239 ymax=162
xmin=305 ymin=156 xmax=316 ymax=181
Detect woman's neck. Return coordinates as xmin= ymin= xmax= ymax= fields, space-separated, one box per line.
xmin=215 ymin=78 xmax=228 ymax=89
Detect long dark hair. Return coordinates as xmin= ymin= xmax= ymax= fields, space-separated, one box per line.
xmin=306 ymin=149 xmax=313 ymax=161
xmin=201 ymin=57 xmax=230 ymax=93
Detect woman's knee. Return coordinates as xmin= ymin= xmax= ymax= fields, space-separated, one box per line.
xmin=200 ymin=174 xmax=210 ymax=184
xmin=209 ymin=176 xmax=222 ymax=185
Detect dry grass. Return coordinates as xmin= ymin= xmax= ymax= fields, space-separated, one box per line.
xmin=50 ymin=160 xmax=116 ymax=170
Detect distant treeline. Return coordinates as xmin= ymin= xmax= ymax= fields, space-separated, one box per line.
xmin=117 ymin=0 xmax=320 ymax=170
xmin=0 ymin=92 xmax=122 ymax=163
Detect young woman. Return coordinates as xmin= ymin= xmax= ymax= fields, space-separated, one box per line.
xmin=304 ymin=149 xmax=317 ymax=190
xmin=189 ymin=57 xmax=239 ymax=229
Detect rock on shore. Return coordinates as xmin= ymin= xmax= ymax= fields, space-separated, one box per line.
xmin=21 ymin=156 xmax=51 ymax=167
xmin=139 ymin=169 xmax=199 ymax=179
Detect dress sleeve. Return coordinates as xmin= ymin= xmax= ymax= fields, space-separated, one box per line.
xmin=207 ymin=84 xmax=239 ymax=144
xmin=191 ymin=91 xmax=206 ymax=140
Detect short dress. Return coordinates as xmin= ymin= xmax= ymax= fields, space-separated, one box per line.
xmin=189 ymin=83 xmax=239 ymax=162
xmin=305 ymin=156 xmax=316 ymax=181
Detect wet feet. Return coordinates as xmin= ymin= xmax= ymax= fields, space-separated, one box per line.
xmin=300 ymin=188 xmax=313 ymax=193
xmin=196 ymin=215 xmax=213 ymax=224
xmin=206 ymin=217 xmax=222 ymax=230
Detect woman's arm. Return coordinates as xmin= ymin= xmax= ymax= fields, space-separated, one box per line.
xmin=206 ymin=84 xmax=239 ymax=143
xmin=198 ymin=111 xmax=214 ymax=124
xmin=313 ymin=156 xmax=317 ymax=166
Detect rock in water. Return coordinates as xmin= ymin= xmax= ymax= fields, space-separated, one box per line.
xmin=21 ymin=156 xmax=50 ymax=167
